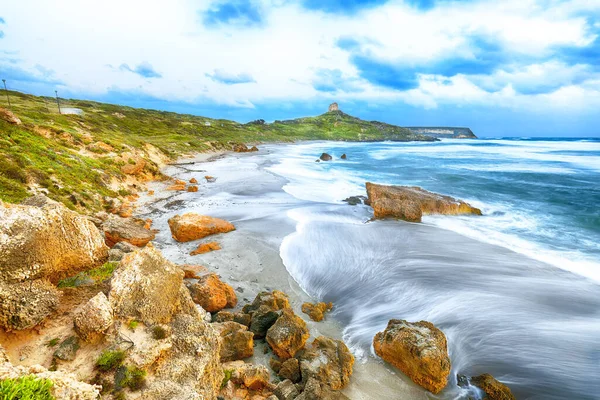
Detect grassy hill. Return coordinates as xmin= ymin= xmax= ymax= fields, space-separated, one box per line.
xmin=0 ymin=90 xmax=433 ymax=211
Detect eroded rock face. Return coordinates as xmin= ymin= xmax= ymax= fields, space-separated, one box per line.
xmin=109 ymin=245 xmax=185 ymax=324
xmin=301 ymin=302 xmax=333 ymax=322
xmin=73 ymin=292 xmax=113 ymax=344
xmin=0 ymin=280 xmax=60 ymax=331
xmin=168 ymin=213 xmax=235 ymax=242
xmin=101 ymin=214 xmax=155 ymax=248
xmin=214 ymin=321 xmax=254 ymax=362
xmin=297 ymin=336 xmax=354 ymax=390
xmin=365 ymin=182 xmax=482 ymax=222
xmin=373 ymin=319 xmax=451 ymax=394
xmin=266 ymin=309 xmax=309 ymax=359
xmin=0 ymin=198 xmax=108 ymax=284
xmin=187 ymin=273 xmax=237 ymax=313
xmin=471 ymin=374 xmax=516 ymax=400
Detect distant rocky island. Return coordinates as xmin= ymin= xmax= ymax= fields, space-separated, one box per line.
xmin=406 ymin=127 xmax=477 ymax=139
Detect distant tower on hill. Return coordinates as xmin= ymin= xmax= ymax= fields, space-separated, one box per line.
xmin=328 ymin=102 xmax=339 ymax=112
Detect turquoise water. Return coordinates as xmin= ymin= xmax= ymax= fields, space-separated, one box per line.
xmin=265 ymin=138 xmax=600 ymax=399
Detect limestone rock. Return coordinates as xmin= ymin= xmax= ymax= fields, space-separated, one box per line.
xmin=245 ymin=291 xmax=291 ymax=339
xmin=266 ymin=309 xmax=309 ymax=359
xmin=187 ymin=185 xmax=199 ymax=192
xmin=190 ymin=178 xmax=198 ymax=184
xmin=250 ymin=305 xmax=281 ymax=339
xmin=365 ymin=182 xmax=482 ymax=222
xmin=168 ymin=213 xmax=235 ymax=242
xmin=295 ymin=377 xmax=350 ymax=400
xmin=0 ymin=198 xmax=108 ymax=284
xmin=190 ymin=241 xmax=221 ymax=256
xmin=274 ymin=379 xmax=299 ymax=400
xmin=301 ymin=302 xmax=333 ymax=322
xmin=101 ymin=214 xmax=155 ymax=248
xmin=328 ymin=103 xmax=339 ymax=112
xmin=0 ymin=279 xmax=60 ymax=330
xmin=53 ymin=336 xmax=80 ymax=361
xmin=320 ymin=153 xmax=332 ymax=161
xmin=214 ymin=311 xmax=251 ymax=327
xmin=297 ymin=336 xmax=354 ymax=390
xmin=373 ymin=319 xmax=451 ymax=394
xmin=112 ymin=241 xmax=138 ymax=253
xmin=471 ymin=373 xmax=516 ymax=400
xmin=223 ymin=360 xmax=271 ymax=390
xmin=278 ymin=358 xmax=301 ymax=383
xmin=109 ymin=245 xmax=185 ymax=324
xmin=73 ymin=292 xmax=113 ymax=344
xmin=244 ymin=290 xmax=290 ymax=314
xmin=0 ymin=108 xmax=22 ymax=124
xmin=187 ymin=273 xmax=237 ymax=313
xmin=181 ymin=264 xmax=208 ymax=279
xmin=215 ymin=321 xmax=254 ymax=362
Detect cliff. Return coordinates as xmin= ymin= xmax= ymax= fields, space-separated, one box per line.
xmin=406 ymin=127 xmax=477 ymax=139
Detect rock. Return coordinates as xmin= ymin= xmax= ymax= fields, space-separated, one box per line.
xmin=223 ymin=360 xmax=271 ymax=390
xmin=168 ymin=213 xmax=235 ymax=242
xmin=213 ymin=311 xmax=252 ymax=327
xmin=142 ymin=381 xmax=202 ymax=400
xmin=233 ymin=143 xmax=258 ymax=153
xmin=187 ymin=273 xmax=237 ymax=313
xmin=340 ymin=153 xmax=347 ymax=160
xmin=457 ymin=374 xmax=469 ymax=388
xmin=471 ymin=374 xmax=516 ymax=400
xmin=373 ymin=319 xmax=451 ymax=394
xmin=205 ymin=175 xmax=217 ymax=183
xmin=73 ymin=292 xmax=113 ymax=344
xmin=319 ymin=153 xmax=332 ymax=161
xmin=266 ymin=309 xmax=309 ymax=359
xmin=365 ymin=182 xmax=482 ymax=222
xmin=0 ymin=279 xmax=60 ymax=330
xmin=244 ymin=291 xmax=291 ymax=339
xmin=0 ymin=198 xmax=108 ymax=284
xmin=181 ymin=264 xmax=208 ymax=279
xmin=301 ymin=302 xmax=333 ymax=322
xmin=250 ymin=146 xmax=259 ymax=152
xmin=297 ymin=336 xmax=354 ymax=390
xmin=109 ymin=245 xmax=186 ymax=324
xmin=274 ymin=379 xmax=299 ymax=400
xmin=190 ymin=241 xmax=221 ymax=256
xmin=215 ymin=321 xmax=254 ymax=362
xmin=328 ymin=103 xmax=339 ymax=112
xmin=153 ymin=313 xmax=222 ymax=399
xmin=167 ymin=183 xmax=187 ymax=191
xmin=0 ymin=107 xmax=22 ymax=124
xmin=112 ymin=241 xmax=138 ymax=253
xmin=249 ymin=305 xmax=281 ymax=339
xmin=187 ymin=185 xmax=199 ymax=192
xmin=101 ymin=214 xmax=155 ymax=248
xmin=108 ymin=248 xmax=125 ymax=262
xmin=120 ymin=155 xmax=146 ymax=175
xmin=315 ymin=159 xmax=320 ymax=163
xmin=244 ymin=290 xmax=291 ymax=314
xmin=278 ymin=358 xmax=301 ymax=383
xmin=190 ymin=178 xmax=198 ymax=184
xmin=53 ymin=336 xmax=80 ymax=361
xmin=342 ymin=195 xmax=367 ymax=206
xmin=295 ymin=377 xmax=350 ymax=400
xmin=129 ymin=330 xmax=173 ymax=369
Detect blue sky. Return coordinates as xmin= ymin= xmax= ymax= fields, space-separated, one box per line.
xmin=1 ymin=0 xmax=600 ymax=136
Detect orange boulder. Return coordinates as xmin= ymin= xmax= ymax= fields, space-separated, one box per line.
xmin=190 ymin=241 xmax=222 ymax=256
xmin=188 ymin=273 xmax=237 ymax=312
xmin=168 ymin=213 xmax=235 ymax=242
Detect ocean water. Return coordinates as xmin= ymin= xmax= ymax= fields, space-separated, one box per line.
xmin=263 ymin=138 xmax=600 ymax=399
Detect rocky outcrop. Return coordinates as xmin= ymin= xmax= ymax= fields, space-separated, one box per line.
xmin=274 ymin=379 xmax=299 ymax=400
xmin=328 ymin=103 xmax=339 ymax=112
xmin=233 ymin=143 xmax=259 ymax=153
xmin=0 ymin=107 xmax=22 ymax=125
xmin=320 ymin=153 xmax=332 ymax=161
xmin=373 ymin=319 xmax=451 ymax=394
xmin=297 ymin=336 xmax=354 ymax=390
xmin=365 ymin=182 xmax=482 ymax=222
xmin=101 ymin=214 xmax=155 ymax=248
xmin=0 ymin=279 xmax=60 ymax=330
xmin=301 ymin=302 xmax=333 ymax=322
xmin=73 ymin=292 xmax=113 ymax=344
xmin=190 ymin=241 xmax=221 ymax=255
xmin=168 ymin=213 xmax=235 ymax=242
xmin=295 ymin=377 xmax=350 ymax=400
xmin=471 ymin=374 xmax=516 ymax=400
xmin=266 ymin=309 xmax=309 ymax=359
xmin=213 ymin=311 xmax=251 ymax=327
xmin=109 ymin=245 xmax=186 ymax=324
xmin=222 ymin=360 xmax=271 ymax=390
xmin=0 ymin=197 xmax=108 ymax=284
xmin=214 ymin=321 xmax=254 ymax=362
xmin=278 ymin=358 xmax=301 ymax=383
xmin=187 ymin=273 xmax=237 ymax=313
xmin=244 ymin=291 xmax=291 ymax=339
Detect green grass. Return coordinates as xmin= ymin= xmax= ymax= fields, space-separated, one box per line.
xmin=0 ymin=375 xmax=55 ymax=400
xmin=221 ymin=369 xmax=234 ymax=389
xmin=127 ymin=320 xmax=139 ymax=331
xmin=121 ymin=367 xmax=146 ymax=391
xmin=96 ymin=350 xmax=126 ymax=372
xmin=57 ymin=262 xmax=118 ymax=288
xmin=46 ymin=338 xmax=60 ymax=347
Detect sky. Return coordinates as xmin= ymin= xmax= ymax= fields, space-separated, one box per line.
xmin=1 ymin=0 xmax=600 ymax=137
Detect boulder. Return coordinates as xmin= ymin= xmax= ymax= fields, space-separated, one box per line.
xmin=53 ymin=336 xmax=80 ymax=361
xmin=214 ymin=321 xmax=254 ymax=362
xmin=181 ymin=264 xmax=208 ymax=279
xmin=168 ymin=213 xmax=235 ymax=242
xmin=120 ymin=155 xmax=146 ymax=175
xmin=189 ymin=178 xmax=198 ymax=184
xmin=373 ymin=319 xmax=451 ymax=394
xmin=320 ymin=153 xmax=332 ymax=161
xmin=471 ymin=374 xmax=516 ymax=400
xmin=190 ymin=241 xmax=221 ymax=256
xmin=340 ymin=154 xmax=347 ymax=160
xmin=222 ymin=360 xmax=271 ymax=390
xmin=295 ymin=377 xmax=350 ymax=400
xmin=274 ymin=379 xmax=299 ymax=400
xmin=244 ymin=291 xmax=291 ymax=339
xmin=342 ymin=196 xmax=367 ymax=206
xmin=102 ymin=215 xmax=156 ymax=248
xmin=187 ymin=273 xmax=237 ymax=312
xmin=365 ymin=182 xmax=482 ymax=222
xmin=0 ymin=107 xmax=22 ymax=124
xmin=108 ymin=245 xmax=186 ymax=324
xmin=244 ymin=290 xmax=290 ymax=314
xmin=301 ymin=302 xmax=333 ymax=322
xmin=187 ymin=185 xmax=198 ymax=192
xmin=249 ymin=305 xmax=281 ymax=339
xmin=213 ymin=311 xmax=251 ymax=327
xmin=250 ymin=146 xmax=259 ymax=152
xmin=233 ymin=143 xmax=258 ymax=153
xmin=73 ymin=292 xmax=113 ymax=344
xmin=0 ymin=280 xmax=60 ymax=330
xmin=278 ymin=358 xmax=301 ymax=383
xmin=205 ymin=175 xmax=216 ymax=183
xmin=297 ymin=336 xmax=354 ymax=390
xmin=112 ymin=241 xmax=138 ymax=253
xmin=167 ymin=183 xmax=187 ymax=191
xmin=0 ymin=198 xmax=108 ymax=284
xmin=266 ymin=309 xmax=309 ymax=359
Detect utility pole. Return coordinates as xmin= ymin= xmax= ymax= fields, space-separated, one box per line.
xmin=55 ymin=90 xmax=61 ymax=114
xmin=2 ymin=79 xmax=11 ymax=109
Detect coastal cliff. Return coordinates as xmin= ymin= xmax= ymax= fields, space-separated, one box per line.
xmin=406 ymin=127 xmax=477 ymax=139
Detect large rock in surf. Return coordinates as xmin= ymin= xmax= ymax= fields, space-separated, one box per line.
xmin=365 ymin=182 xmax=482 ymax=222
xmin=320 ymin=153 xmax=333 ymax=161
xmin=0 ymin=196 xmax=108 ymax=284
xmin=373 ymin=319 xmax=451 ymax=394
xmin=101 ymin=214 xmax=155 ymax=248
xmin=187 ymin=272 xmax=237 ymax=313
xmin=297 ymin=336 xmax=354 ymax=390
xmin=168 ymin=213 xmax=235 ymax=242
xmin=471 ymin=374 xmax=516 ymax=400
xmin=0 ymin=279 xmax=60 ymax=331
xmin=266 ymin=309 xmax=309 ymax=359
xmin=73 ymin=292 xmax=113 ymax=344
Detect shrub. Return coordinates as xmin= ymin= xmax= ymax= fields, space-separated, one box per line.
xmin=96 ymin=350 xmax=125 ymax=372
xmin=122 ymin=367 xmax=146 ymax=391
xmin=151 ymin=325 xmax=168 ymax=340
xmin=127 ymin=320 xmax=139 ymax=331
xmin=46 ymin=338 xmax=60 ymax=347
xmin=0 ymin=375 xmax=54 ymax=400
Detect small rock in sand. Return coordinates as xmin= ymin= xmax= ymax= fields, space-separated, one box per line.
xmin=190 ymin=241 xmax=221 ymax=256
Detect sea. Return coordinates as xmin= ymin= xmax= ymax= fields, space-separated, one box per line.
xmin=262 ymin=138 xmax=600 ymax=399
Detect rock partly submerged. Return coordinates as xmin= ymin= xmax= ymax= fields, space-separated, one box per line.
xmin=365 ymin=182 xmax=482 ymax=222
xmin=470 ymin=373 xmax=516 ymax=400
xmin=373 ymin=319 xmax=451 ymax=394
